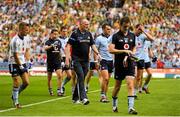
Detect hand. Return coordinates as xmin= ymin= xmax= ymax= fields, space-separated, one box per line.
xmin=139 ymin=25 xmax=145 ymax=32
xmin=19 ymin=65 xmax=27 ymax=73
xmin=125 ymin=50 xmax=133 ymax=55
xmin=123 ymin=56 xmax=128 ymax=68
xmin=94 ymin=61 xmax=100 ymax=70
xmin=51 ymin=41 xmax=59 ymax=48
xmin=97 ymin=53 xmax=102 ymax=61
xmin=129 ymin=54 xmax=139 ymax=62
xmin=65 ymin=57 xmax=70 ymax=68
xmin=152 ymin=56 xmax=157 ymax=62
xmin=26 ymin=62 xmax=32 ymax=69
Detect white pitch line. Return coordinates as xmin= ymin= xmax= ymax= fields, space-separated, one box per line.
xmin=0 ymin=79 xmax=165 ymax=113
xmin=0 ymin=86 xmax=116 ymax=113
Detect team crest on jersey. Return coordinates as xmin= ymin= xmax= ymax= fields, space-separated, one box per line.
xmin=124 ymin=38 xmax=129 ymax=43
xmin=124 ymin=44 xmax=129 ymax=49
xmin=130 ymin=39 xmax=133 ymax=42
xmin=119 ymin=39 xmax=123 ymax=42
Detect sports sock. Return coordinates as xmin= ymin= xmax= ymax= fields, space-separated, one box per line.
xmin=12 ymin=87 xmax=19 ymax=105
xmin=128 ymin=96 xmax=135 ymax=110
xmin=62 ymin=77 xmax=71 ymax=87
xmin=101 ymin=91 xmax=106 ymax=98
xmin=143 ymin=74 xmax=152 ymax=88
xmin=112 ymin=96 xmax=118 ymax=107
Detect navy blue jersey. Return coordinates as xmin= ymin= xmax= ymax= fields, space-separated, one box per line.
xmin=112 ymin=31 xmax=136 ymax=65
xmin=68 ymin=28 xmax=94 ymax=61
xmin=45 ymin=38 xmax=62 ymax=64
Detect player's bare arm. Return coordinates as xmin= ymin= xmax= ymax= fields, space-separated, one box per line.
xmin=13 ymin=52 xmax=22 ymax=66
xmin=139 ymin=25 xmax=154 ymax=41
xmin=25 ymin=48 xmax=30 ymax=61
xmin=65 ymin=43 xmax=71 ymax=66
xmin=108 ymin=43 xmax=133 ymax=55
xmin=44 ymin=45 xmax=53 ymax=51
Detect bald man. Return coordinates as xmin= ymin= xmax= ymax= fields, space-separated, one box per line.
xmin=65 ymin=19 xmax=101 ymax=105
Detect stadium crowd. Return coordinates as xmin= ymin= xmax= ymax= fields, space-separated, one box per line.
xmin=0 ymin=0 xmax=179 ymax=68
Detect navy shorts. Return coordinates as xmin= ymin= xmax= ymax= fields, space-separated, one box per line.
xmin=9 ymin=64 xmax=28 ymax=77
xmin=89 ymin=62 xmax=96 ymax=70
xmin=145 ymin=62 xmax=151 ymax=69
xmin=137 ymin=59 xmax=145 ymax=69
xmin=100 ymin=59 xmax=114 ymax=73
xmin=114 ymin=60 xmax=135 ymax=80
xmin=47 ymin=62 xmax=61 ymax=72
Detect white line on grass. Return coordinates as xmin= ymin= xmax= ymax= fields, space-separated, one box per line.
xmin=0 ymin=79 xmax=165 ymax=113
xmin=0 ymin=85 xmax=117 ymax=113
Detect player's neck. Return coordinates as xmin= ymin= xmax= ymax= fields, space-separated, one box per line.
xmin=18 ymin=33 xmax=24 ymax=40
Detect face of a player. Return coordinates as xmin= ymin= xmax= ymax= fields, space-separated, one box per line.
xmin=81 ymin=21 xmax=89 ymax=31
xmin=121 ymin=22 xmax=130 ymax=35
xmin=136 ymin=26 xmax=142 ymax=35
xmin=103 ymin=25 xmax=111 ymax=36
xmin=51 ymin=31 xmax=59 ymax=39
xmin=20 ymin=26 xmax=29 ymax=36
xmin=61 ymin=29 xmax=68 ymax=37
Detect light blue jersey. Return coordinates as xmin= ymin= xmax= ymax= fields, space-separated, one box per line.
xmin=135 ymin=34 xmax=147 ymax=60
xmin=143 ymin=41 xmax=151 ymax=63
xmin=59 ymin=36 xmax=68 ymax=57
xmin=135 ymin=33 xmax=151 ymax=62
xmin=95 ymin=34 xmax=113 ymax=61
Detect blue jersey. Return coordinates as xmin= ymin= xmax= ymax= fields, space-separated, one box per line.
xmin=135 ymin=34 xmax=147 ymax=60
xmin=59 ymin=36 xmax=68 ymax=57
xmin=143 ymin=41 xmax=151 ymax=63
xmin=95 ymin=34 xmax=113 ymax=61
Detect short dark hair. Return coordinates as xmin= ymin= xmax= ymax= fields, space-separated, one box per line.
xmin=51 ymin=29 xmax=58 ymax=34
xmin=60 ymin=26 xmax=67 ymax=31
xmin=135 ymin=24 xmax=141 ymax=28
xmin=19 ymin=22 xmax=29 ymax=29
xmin=120 ymin=17 xmax=130 ymax=25
xmin=102 ymin=23 xmax=110 ymax=29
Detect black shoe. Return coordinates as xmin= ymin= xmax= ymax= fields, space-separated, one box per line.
xmin=128 ymin=108 xmax=138 ymax=115
xmin=100 ymin=97 xmax=110 ymax=103
xmin=113 ymin=106 xmax=118 ymax=112
xmin=49 ymin=91 xmax=54 ymax=96
xmin=82 ymin=98 xmax=90 ymax=105
xmin=15 ymin=103 xmax=21 ymax=109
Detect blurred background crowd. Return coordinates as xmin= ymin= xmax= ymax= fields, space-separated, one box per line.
xmin=0 ymin=0 xmax=179 ymax=68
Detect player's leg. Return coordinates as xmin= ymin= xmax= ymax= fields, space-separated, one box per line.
xmin=55 ymin=68 xmax=63 ymax=96
xmin=143 ymin=62 xmax=152 ymax=94
xmin=134 ymin=60 xmax=144 ymax=96
xmin=112 ymin=79 xmax=122 ymax=112
xmin=12 ymin=76 xmax=21 ymax=108
xmin=19 ymin=72 xmax=29 ymax=94
xmin=85 ymin=70 xmax=93 ymax=93
xmin=100 ymin=69 xmax=110 ymax=102
xmin=18 ymin=63 xmax=29 ymax=94
xmin=126 ymin=76 xmax=137 ymax=115
xmin=47 ymin=72 xmax=53 ymax=96
xmin=61 ymin=69 xmax=72 ymax=94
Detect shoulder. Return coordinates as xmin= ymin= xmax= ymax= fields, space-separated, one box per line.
xmin=96 ymin=35 xmax=103 ymax=40
xmin=112 ymin=32 xmax=119 ymax=40
xmin=11 ymin=35 xmax=19 ymax=43
xmin=128 ymin=31 xmax=135 ymax=37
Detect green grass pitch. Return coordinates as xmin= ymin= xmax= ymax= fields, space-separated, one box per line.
xmin=0 ymin=75 xmax=180 ymax=116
